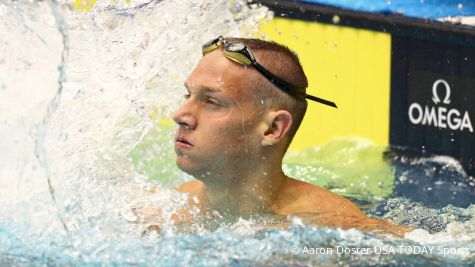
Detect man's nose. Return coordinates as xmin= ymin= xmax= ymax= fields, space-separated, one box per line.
xmin=172 ymin=100 xmax=197 ymax=130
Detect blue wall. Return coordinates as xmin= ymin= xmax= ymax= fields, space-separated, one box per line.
xmin=298 ymin=0 xmax=475 ymax=19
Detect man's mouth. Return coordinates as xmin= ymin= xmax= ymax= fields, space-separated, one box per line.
xmin=175 ymin=137 xmax=193 ymax=147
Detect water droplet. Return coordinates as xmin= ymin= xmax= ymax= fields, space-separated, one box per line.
xmin=192 ymin=196 xmax=199 ymax=204
xmin=332 ymin=15 xmax=340 ymax=24
xmin=226 ymin=0 xmax=244 ymax=14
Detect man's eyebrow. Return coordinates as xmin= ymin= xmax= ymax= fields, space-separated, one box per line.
xmin=184 ymin=82 xmax=222 ymax=93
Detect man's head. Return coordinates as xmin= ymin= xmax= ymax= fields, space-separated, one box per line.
xmin=173 ymin=37 xmax=308 ymax=180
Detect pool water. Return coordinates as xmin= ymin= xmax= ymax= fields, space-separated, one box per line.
xmin=0 ymin=0 xmax=474 ymax=266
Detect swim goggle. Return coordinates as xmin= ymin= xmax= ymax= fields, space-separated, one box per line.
xmin=202 ymin=36 xmax=337 ymax=108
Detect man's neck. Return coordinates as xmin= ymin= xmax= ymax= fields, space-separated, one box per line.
xmin=199 ymin=166 xmax=288 ymax=218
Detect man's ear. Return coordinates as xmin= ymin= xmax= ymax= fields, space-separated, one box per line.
xmin=261 ymin=110 xmax=293 ymax=146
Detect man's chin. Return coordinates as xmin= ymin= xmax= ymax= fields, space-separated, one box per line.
xmin=176 ymin=157 xmax=202 ymax=176
xmin=175 ymin=158 xmax=217 ymax=181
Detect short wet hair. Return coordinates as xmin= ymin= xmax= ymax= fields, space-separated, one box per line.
xmin=225 ymin=37 xmax=308 ymax=151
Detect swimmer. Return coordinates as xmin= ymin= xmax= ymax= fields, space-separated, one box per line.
xmin=171 ymin=36 xmax=411 ymax=236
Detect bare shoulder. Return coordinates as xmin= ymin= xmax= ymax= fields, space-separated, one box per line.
xmin=276 ymin=177 xmax=364 ymax=216
xmin=177 ymin=180 xmax=203 ymax=196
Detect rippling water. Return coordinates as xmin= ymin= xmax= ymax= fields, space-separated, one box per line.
xmin=0 ymin=0 xmax=474 ymax=266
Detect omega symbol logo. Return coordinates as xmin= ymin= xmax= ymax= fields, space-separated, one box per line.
xmin=432 ymin=79 xmax=451 ymax=105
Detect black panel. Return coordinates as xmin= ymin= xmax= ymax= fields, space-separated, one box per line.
xmin=390 ymin=36 xmax=475 ymax=178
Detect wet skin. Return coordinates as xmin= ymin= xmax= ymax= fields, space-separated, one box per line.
xmin=169 ymin=49 xmax=412 ymax=237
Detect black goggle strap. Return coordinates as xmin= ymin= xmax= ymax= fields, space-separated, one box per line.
xmin=254 ymin=62 xmax=337 ymax=107
xmin=227 ymin=44 xmax=337 ymax=107
xmin=305 ymin=94 xmax=338 ymax=108
xmin=251 ymin=62 xmax=305 ymax=100
xmin=223 ymin=43 xmax=305 ymax=100
xmin=202 ymin=36 xmax=337 ymax=108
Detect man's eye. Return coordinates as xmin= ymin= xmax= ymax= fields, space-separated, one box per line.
xmin=183 ymin=93 xmax=191 ymax=99
xmin=205 ymin=98 xmax=219 ymax=105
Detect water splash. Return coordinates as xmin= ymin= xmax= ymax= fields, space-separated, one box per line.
xmin=0 ymin=0 xmax=270 ymax=235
